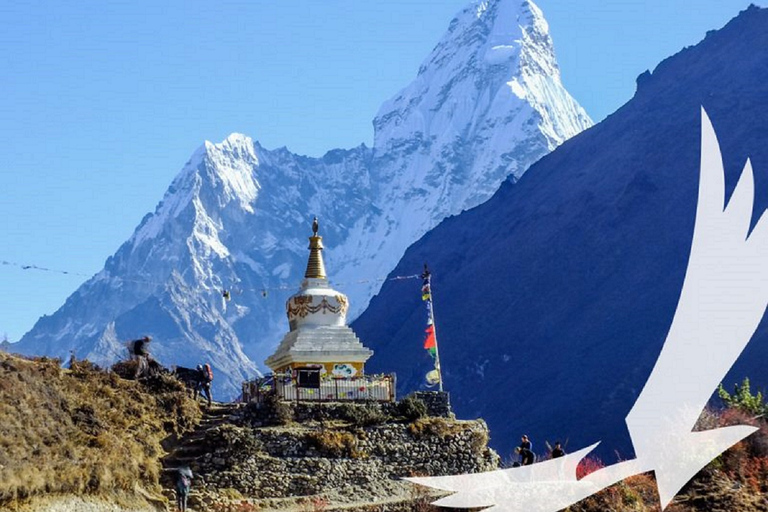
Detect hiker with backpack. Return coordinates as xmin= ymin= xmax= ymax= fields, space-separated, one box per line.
xmin=195 ymin=363 xmax=213 ymax=407
xmin=129 ymin=336 xmax=152 ymax=379
xmin=176 ymin=466 xmax=193 ymax=512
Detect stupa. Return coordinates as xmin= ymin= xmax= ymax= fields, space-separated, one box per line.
xmin=265 ymin=218 xmax=373 ymax=377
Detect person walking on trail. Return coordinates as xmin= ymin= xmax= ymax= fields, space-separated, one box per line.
xmin=551 ymin=441 xmax=565 ymax=459
xmin=176 ymin=466 xmax=193 ymax=512
xmin=195 ymin=363 xmax=213 ymax=407
xmin=130 ymin=336 xmax=152 ymax=379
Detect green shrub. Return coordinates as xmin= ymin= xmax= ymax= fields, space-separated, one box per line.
xmin=340 ymin=403 xmax=388 ymax=427
xmin=262 ymin=392 xmax=293 ymax=425
xmin=718 ymin=378 xmax=768 ymax=416
xmin=397 ymin=396 xmax=427 ymax=421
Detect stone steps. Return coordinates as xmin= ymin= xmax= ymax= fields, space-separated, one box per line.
xmin=162 ymin=455 xmax=199 ymax=469
xmin=161 ymin=402 xmax=239 ymax=473
xmin=205 ymin=403 xmax=240 ymax=416
xmin=161 ymin=402 xmax=248 ymax=509
xmin=171 ymin=443 xmax=208 ymax=458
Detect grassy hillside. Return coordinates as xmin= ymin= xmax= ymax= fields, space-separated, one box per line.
xmin=0 ymin=350 xmax=764 ymax=512
xmin=0 ymin=352 xmax=201 ymax=509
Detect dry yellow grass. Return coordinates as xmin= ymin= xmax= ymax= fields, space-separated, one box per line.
xmin=407 ymin=417 xmax=466 ymax=439
xmin=306 ymin=430 xmax=366 ymax=459
xmin=0 ymin=352 xmax=201 ymax=507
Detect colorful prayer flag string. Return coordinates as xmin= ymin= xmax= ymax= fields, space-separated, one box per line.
xmin=1 ymin=257 xmax=421 ymax=300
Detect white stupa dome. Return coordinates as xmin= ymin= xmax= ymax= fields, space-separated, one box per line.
xmin=265 ymin=218 xmax=373 ymax=373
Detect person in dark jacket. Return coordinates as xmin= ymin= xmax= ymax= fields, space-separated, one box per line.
xmin=519 ymin=447 xmax=535 ymax=466
xmin=551 ymin=441 xmax=565 ymax=458
xmin=518 ymin=435 xmax=534 ymax=465
xmin=176 ymin=466 xmax=193 ymax=512
xmin=194 ymin=364 xmax=213 ymax=407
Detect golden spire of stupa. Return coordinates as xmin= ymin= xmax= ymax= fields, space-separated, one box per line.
xmin=304 ymin=216 xmax=327 ymax=279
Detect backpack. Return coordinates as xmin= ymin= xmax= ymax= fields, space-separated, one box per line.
xmin=203 ymin=363 xmax=213 ymax=382
xmin=177 ymin=474 xmax=191 ymax=493
xmin=133 ymin=338 xmax=148 ymax=356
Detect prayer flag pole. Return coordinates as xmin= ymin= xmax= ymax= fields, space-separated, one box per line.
xmin=421 ymin=264 xmax=444 ymax=392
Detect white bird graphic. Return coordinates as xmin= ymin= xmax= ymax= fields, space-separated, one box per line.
xmin=405 ymin=107 xmax=766 ymax=511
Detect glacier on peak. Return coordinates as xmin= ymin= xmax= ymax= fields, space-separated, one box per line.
xmin=202 ymin=133 xmax=261 ymax=213
xmin=131 ymin=134 xmax=261 ymax=249
xmin=16 ymin=0 xmax=592 ymax=397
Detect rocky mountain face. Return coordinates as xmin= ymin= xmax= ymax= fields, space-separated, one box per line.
xmin=15 ymin=0 xmax=591 ymax=397
xmin=353 ymin=5 xmax=768 ymax=456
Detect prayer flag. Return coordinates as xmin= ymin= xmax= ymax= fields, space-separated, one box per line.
xmin=424 ymin=325 xmax=436 ymax=350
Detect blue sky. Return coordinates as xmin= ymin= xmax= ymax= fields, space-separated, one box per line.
xmin=0 ymin=0 xmax=759 ymax=341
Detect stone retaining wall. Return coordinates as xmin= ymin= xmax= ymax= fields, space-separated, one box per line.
xmin=195 ymin=413 xmax=498 ymax=504
xmin=238 ymin=398 xmax=402 ymax=427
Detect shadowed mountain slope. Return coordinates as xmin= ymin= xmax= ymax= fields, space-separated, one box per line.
xmin=353 ymin=5 xmax=768 ymax=456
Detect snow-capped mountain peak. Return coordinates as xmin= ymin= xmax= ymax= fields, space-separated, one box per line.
xmin=202 ymin=134 xmax=261 ymax=213
xmin=16 ymin=0 xmax=592 ymax=397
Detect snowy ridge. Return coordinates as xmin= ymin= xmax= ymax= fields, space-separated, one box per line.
xmin=16 ymin=0 xmax=592 ymax=397
xmin=202 ymin=134 xmax=261 ymax=213
xmin=331 ymin=0 xmax=590 ymax=318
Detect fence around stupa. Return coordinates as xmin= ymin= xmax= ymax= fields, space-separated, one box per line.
xmin=241 ymin=373 xmax=396 ymax=403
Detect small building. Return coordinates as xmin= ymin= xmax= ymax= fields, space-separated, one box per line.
xmin=264 ymin=219 xmax=374 ymax=378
